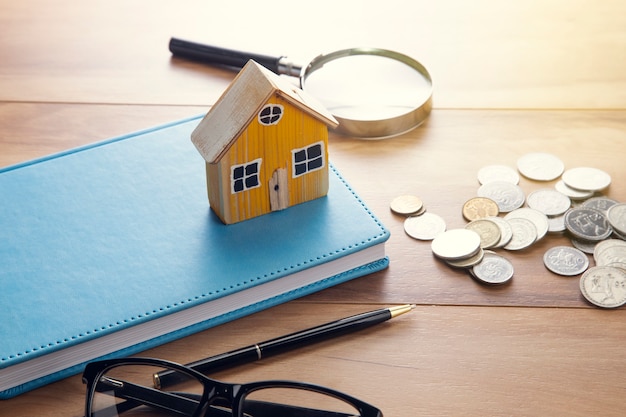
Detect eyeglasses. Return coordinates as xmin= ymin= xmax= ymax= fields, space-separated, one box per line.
xmin=82 ymin=357 xmax=382 ymax=417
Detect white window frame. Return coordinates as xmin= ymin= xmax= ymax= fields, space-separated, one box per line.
xmin=230 ymin=158 xmax=262 ymax=194
xmin=258 ymin=104 xmax=284 ymax=126
xmin=291 ymin=141 xmax=325 ymax=178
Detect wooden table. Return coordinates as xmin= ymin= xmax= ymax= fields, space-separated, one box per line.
xmin=1 ymin=1 xmax=625 ymax=415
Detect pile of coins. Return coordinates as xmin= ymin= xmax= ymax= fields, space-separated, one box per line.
xmin=391 ymin=152 xmax=626 ymax=308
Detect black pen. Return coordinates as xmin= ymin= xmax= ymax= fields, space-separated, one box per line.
xmin=153 ymin=304 xmax=415 ymax=389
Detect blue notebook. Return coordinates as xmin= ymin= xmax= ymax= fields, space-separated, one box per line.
xmin=0 ymin=116 xmax=389 ymax=399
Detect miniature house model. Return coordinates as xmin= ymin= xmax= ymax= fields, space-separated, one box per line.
xmin=191 ymin=60 xmax=339 ymax=224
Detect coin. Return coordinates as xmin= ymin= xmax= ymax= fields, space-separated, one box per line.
xmin=562 ymin=167 xmax=611 ymax=192
xmin=446 ymin=248 xmax=485 ymax=269
xmin=570 ymin=237 xmax=597 ymax=255
xmin=503 ymin=217 xmax=538 ymax=250
xmin=462 ymin=197 xmax=499 ymax=221
xmin=606 ymin=262 xmax=626 ymax=272
xmin=477 ymin=164 xmax=520 ymax=185
xmin=404 ymin=212 xmax=446 ymax=241
xmin=547 ymin=214 xmax=566 ymax=233
xmin=579 ymin=266 xmax=626 ymax=308
xmin=464 ymin=218 xmax=502 ymax=249
xmin=431 ymin=228 xmax=481 ymax=261
xmin=543 ymin=246 xmax=589 ymax=276
xmin=390 ymin=195 xmax=424 ymax=216
xmin=594 ymin=239 xmax=626 ymax=266
xmin=594 ymin=239 xmax=626 ymax=259
xmin=477 ymin=181 xmax=525 ymax=213
xmin=504 ymin=208 xmax=549 ymax=241
xmin=606 ymin=203 xmax=626 ymax=237
xmin=564 ymin=207 xmax=613 ymax=241
xmin=581 ymin=196 xmax=619 ymax=214
xmin=516 ymin=152 xmax=564 ymax=181
xmin=471 ymin=251 xmax=514 ymax=285
xmin=613 ymin=228 xmax=626 ymax=241
xmin=485 ymin=216 xmax=513 ymax=248
xmin=526 ymin=189 xmax=571 ymax=216
xmin=554 ymin=180 xmax=595 ymax=200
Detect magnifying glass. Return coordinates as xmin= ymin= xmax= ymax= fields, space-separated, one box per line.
xmin=169 ymin=38 xmax=433 ymax=138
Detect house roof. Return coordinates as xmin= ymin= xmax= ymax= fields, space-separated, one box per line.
xmin=191 ymin=60 xmax=339 ymax=163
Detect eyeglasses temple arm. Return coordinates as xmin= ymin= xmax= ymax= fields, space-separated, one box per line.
xmin=94 ymin=377 xmax=201 ymax=416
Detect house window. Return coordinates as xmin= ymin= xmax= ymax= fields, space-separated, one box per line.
xmin=258 ymin=104 xmax=284 ymax=125
xmin=292 ymin=142 xmax=325 ymax=177
xmin=231 ymin=159 xmax=262 ymax=193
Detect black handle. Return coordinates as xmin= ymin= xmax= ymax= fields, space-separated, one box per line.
xmin=169 ymin=37 xmax=284 ymax=74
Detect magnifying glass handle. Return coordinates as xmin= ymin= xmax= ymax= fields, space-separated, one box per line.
xmin=169 ymin=37 xmax=301 ymax=77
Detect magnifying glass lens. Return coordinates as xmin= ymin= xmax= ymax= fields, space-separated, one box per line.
xmin=168 ymin=39 xmax=433 ymax=138
xmin=303 ymin=54 xmax=432 ymax=122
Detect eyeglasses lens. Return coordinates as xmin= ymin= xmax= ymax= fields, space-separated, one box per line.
xmin=242 ymin=387 xmax=362 ymax=417
xmin=90 ymin=364 xmax=204 ymax=417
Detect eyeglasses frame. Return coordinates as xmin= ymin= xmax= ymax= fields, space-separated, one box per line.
xmin=82 ymin=357 xmax=383 ymax=417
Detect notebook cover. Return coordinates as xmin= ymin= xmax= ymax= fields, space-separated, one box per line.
xmin=0 ymin=116 xmax=389 ymax=398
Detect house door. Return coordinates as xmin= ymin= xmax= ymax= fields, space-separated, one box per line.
xmin=269 ymin=168 xmax=289 ymax=211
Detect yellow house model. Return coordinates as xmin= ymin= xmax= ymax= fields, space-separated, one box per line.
xmin=191 ymin=60 xmax=339 ymax=224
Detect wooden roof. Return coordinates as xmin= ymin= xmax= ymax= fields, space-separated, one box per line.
xmin=191 ymin=60 xmax=338 ymax=163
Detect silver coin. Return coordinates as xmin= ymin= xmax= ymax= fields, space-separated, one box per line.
xmin=564 ymin=207 xmax=613 ymax=241
xmin=606 ymin=203 xmax=626 ymax=237
xmin=516 ymin=152 xmax=564 ymax=181
xmin=431 ymin=228 xmax=482 ymax=261
xmin=464 ymin=218 xmax=502 ymax=249
xmin=390 ymin=195 xmax=424 ymax=216
xmin=594 ymin=239 xmax=626 ymax=259
xmin=504 ymin=208 xmax=549 ymax=241
xmin=562 ymin=167 xmax=611 ymax=192
xmin=404 ymin=212 xmax=446 ymax=240
xmin=526 ymin=189 xmax=571 ymax=216
xmin=554 ymin=180 xmax=595 ymax=200
xmin=503 ymin=217 xmax=538 ymax=250
xmin=477 ymin=181 xmax=525 ymax=213
xmin=593 ymin=239 xmax=626 ymax=267
xmin=606 ymin=262 xmax=626 ymax=272
xmin=485 ymin=216 xmax=513 ymax=248
xmin=612 ymin=228 xmax=626 ymax=241
xmin=477 ymin=164 xmax=520 ymax=185
xmin=581 ymin=196 xmax=619 ymax=214
xmin=570 ymin=237 xmax=597 ymax=255
xmin=543 ymin=246 xmax=589 ymax=276
xmin=579 ymin=266 xmax=626 ymax=308
xmin=547 ymin=214 xmax=566 ymax=233
xmin=471 ymin=251 xmax=514 ymax=285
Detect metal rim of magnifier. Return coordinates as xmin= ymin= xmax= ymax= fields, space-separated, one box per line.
xmin=300 ymin=47 xmax=433 ymax=139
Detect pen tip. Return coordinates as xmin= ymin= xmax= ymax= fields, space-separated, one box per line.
xmin=389 ymin=304 xmax=416 ymax=318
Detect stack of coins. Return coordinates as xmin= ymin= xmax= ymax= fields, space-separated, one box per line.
xmin=392 ymin=152 xmax=626 ymax=306
xmin=579 ymin=238 xmax=626 ymax=308
xmin=430 ymin=229 xmax=482 ymax=264
xmin=392 ymin=195 xmax=446 ymax=241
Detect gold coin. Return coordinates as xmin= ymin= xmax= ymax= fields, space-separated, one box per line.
xmin=390 ymin=195 xmax=424 ymax=216
xmin=446 ymin=248 xmax=485 ymax=268
xmin=462 ymin=197 xmax=499 ymax=221
xmin=465 ymin=218 xmax=502 ymax=249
